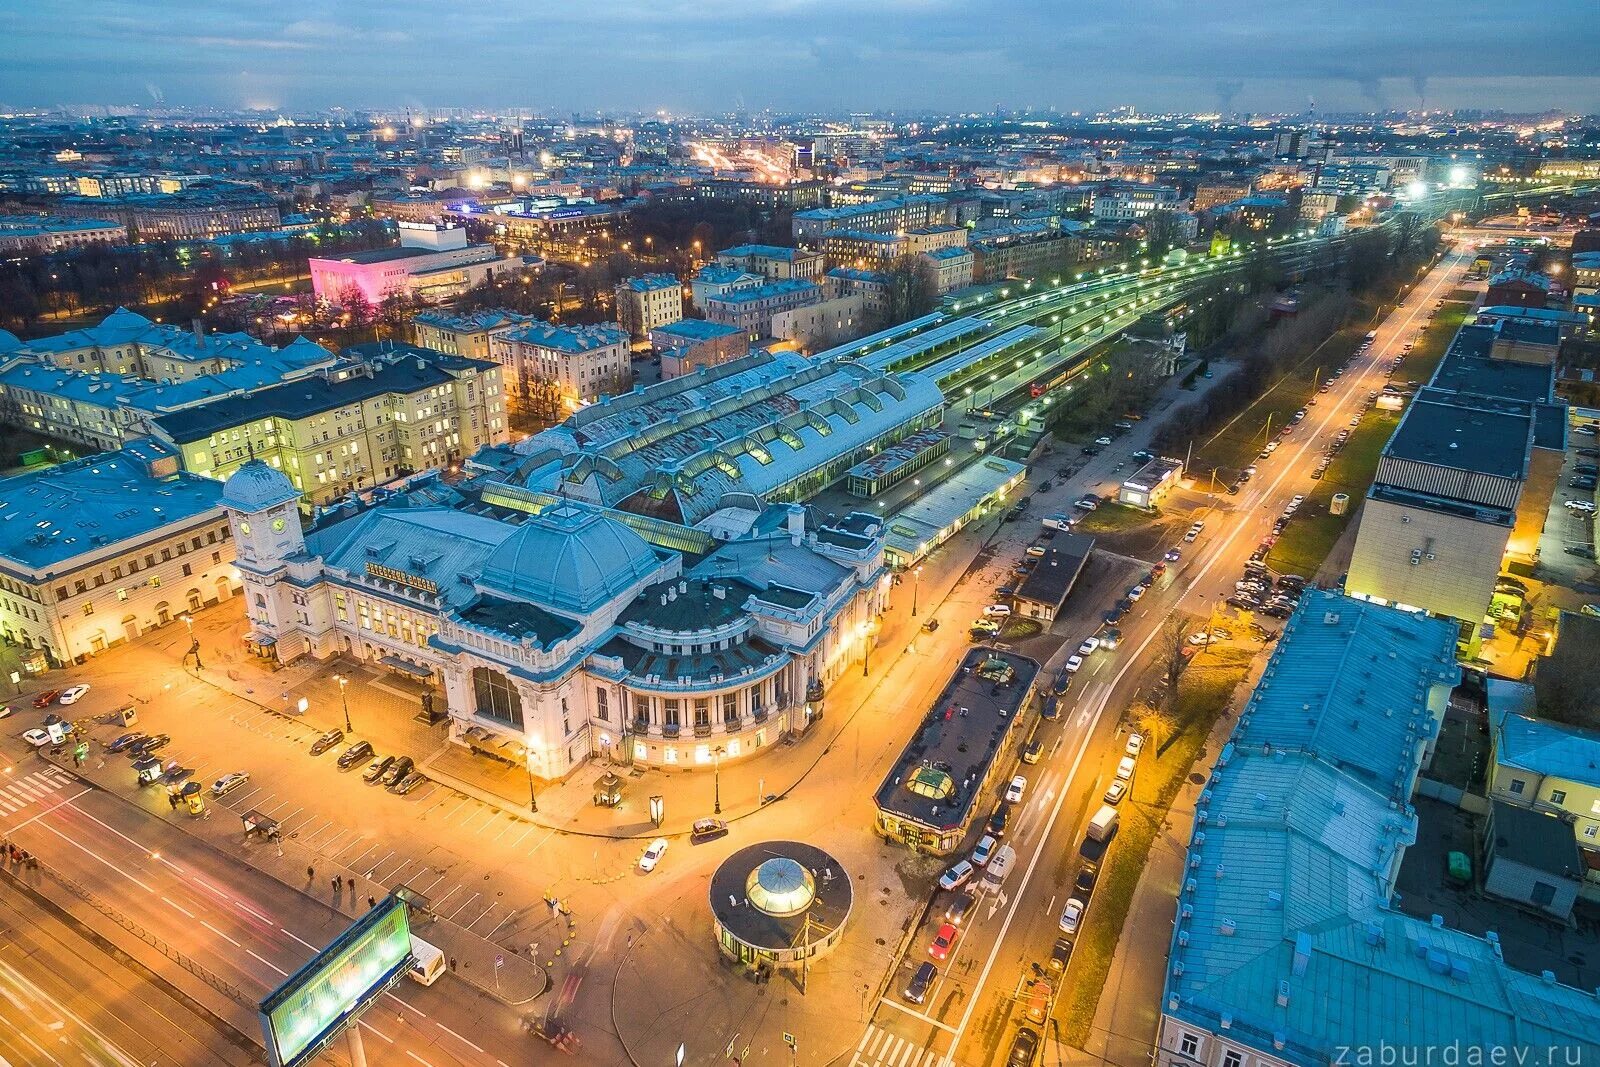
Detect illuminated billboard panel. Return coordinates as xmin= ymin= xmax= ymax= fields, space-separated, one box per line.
xmin=258 ymin=896 xmax=413 ymax=1067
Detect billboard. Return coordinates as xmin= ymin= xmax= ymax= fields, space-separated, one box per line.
xmin=258 ymin=896 xmax=413 ymax=1067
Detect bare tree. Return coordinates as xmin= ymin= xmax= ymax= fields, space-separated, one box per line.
xmin=1133 ymin=702 xmax=1178 ymax=755
xmin=1157 ymin=615 xmax=1190 ymax=711
xmin=881 ymin=254 xmax=939 ymax=326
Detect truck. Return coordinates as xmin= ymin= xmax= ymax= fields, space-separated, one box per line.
xmin=1042 ymin=514 xmax=1074 ymax=532
xmin=1085 ymin=804 xmax=1119 ymax=843
xmin=982 ymin=843 xmax=1017 ymax=891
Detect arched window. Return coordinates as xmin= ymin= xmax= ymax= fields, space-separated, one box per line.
xmin=472 ymin=667 xmax=523 ymax=727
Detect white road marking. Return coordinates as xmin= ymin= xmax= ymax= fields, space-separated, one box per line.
xmin=247 ymin=950 xmax=288 ymax=976
xmin=199 ymin=920 xmax=240 ymax=947
xmin=161 ymin=896 xmax=194 ymax=918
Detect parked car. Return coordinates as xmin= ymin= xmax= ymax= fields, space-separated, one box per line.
xmin=1566 ymin=500 xmax=1597 ymax=512
xmin=1052 ymin=667 xmax=1071 ymax=695
xmin=58 ymin=684 xmax=91 ymax=705
xmin=1103 ymin=779 xmax=1128 ymax=805
xmin=389 ymin=771 xmax=427 ymax=795
xmin=928 ymin=922 xmax=959 ymax=960
xmin=638 ymin=838 xmax=669 ymax=872
xmin=1005 ymin=775 xmax=1027 ymax=804
xmin=1073 ymin=495 xmax=1100 ymax=511
xmin=1125 ymin=734 xmax=1144 ymax=758
xmin=1077 ymin=636 xmax=1100 ymax=657
xmin=1064 ymin=655 xmax=1084 ymax=674
xmin=940 ymin=860 xmax=976 ymax=891
xmin=337 ymin=740 xmax=374 ymax=770
xmin=108 ymin=732 xmax=148 ymax=753
xmin=1048 ymin=937 xmax=1073 ymax=974
xmin=364 ymin=755 xmax=396 ymax=784
xmin=211 ymin=772 xmax=250 ymax=797
xmin=22 ymin=728 xmax=52 ymax=747
xmin=32 ymin=690 xmax=60 ymax=709
xmin=1074 ymin=865 xmax=1098 ymax=899
xmin=1059 ymin=898 xmax=1085 ymax=935
xmin=1021 ymin=738 xmax=1043 ymax=764
xmin=383 ymin=755 xmax=414 ymax=786
xmin=1007 ymin=1027 xmax=1040 ymax=1067
xmin=310 ymin=729 xmax=345 ymax=756
xmin=132 ymin=733 xmax=171 ymax=755
xmin=904 ymin=962 xmax=937 ymax=1004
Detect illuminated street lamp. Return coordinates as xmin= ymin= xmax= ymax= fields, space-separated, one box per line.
xmin=335 ymin=674 xmax=353 ymax=733
xmin=911 ymin=565 xmax=923 ymax=617
xmin=713 ymin=745 xmax=725 ymax=815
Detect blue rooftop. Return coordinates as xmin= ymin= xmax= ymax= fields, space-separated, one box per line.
xmin=718 ymin=244 xmax=806 ymax=261
xmin=619 ymin=273 xmax=680 ymax=293
xmin=502 ymin=321 xmax=627 ymax=353
xmin=1161 ymin=593 xmax=1600 ymax=1064
xmin=703 ymin=278 xmax=819 ymax=305
xmin=651 ymin=319 xmax=743 ymax=342
xmin=0 ymin=441 xmax=227 ymax=575
xmin=1492 ymin=683 xmax=1600 ymax=790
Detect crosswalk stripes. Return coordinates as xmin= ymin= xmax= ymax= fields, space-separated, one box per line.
xmin=850 ymin=1025 xmax=950 ymax=1067
xmin=0 ymin=767 xmax=75 ymax=817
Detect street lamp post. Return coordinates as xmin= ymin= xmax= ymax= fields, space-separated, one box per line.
xmin=712 ymin=745 xmax=724 ymax=815
xmin=180 ymin=614 xmax=202 ymax=670
xmin=861 ymin=621 xmax=873 ymax=677
xmin=911 ymin=565 xmax=923 ymax=617
xmin=335 ymin=675 xmax=352 ymax=733
xmin=526 ymin=750 xmax=539 ymax=814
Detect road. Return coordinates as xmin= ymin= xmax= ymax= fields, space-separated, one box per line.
xmin=849 ymin=244 xmax=1473 ymax=1067
xmin=0 ymin=752 xmax=543 ymax=1067
xmin=0 ymin=864 xmax=256 ymax=1067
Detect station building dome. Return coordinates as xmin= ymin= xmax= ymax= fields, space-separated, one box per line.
xmin=479 ymin=502 xmax=662 ymax=616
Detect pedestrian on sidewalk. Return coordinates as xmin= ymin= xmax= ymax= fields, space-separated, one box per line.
xmin=367 ymin=896 xmax=377 ymax=909
xmin=332 ymin=875 xmax=342 ymax=894
xmin=449 ymin=956 xmax=457 ymax=972
xmin=306 ymin=865 xmax=315 ymax=882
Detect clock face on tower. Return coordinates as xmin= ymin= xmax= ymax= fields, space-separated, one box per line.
xmin=272 ymin=517 xmax=287 ymax=532
xmin=239 ymin=520 xmax=252 ymax=535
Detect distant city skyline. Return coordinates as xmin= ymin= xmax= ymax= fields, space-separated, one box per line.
xmin=2 ymin=0 xmax=1597 ymax=117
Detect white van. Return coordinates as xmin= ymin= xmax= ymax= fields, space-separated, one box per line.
xmin=1086 ymin=804 xmax=1119 ymax=843
xmin=1115 ymin=756 xmax=1136 ymax=782
xmin=407 ymin=935 xmax=446 ymax=986
xmin=982 ymin=844 xmax=1017 ymax=891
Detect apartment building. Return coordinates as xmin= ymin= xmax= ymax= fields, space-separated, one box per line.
xmin=615 ymin=274 xmax=685 ymax=339
xmin=791 ymin=195 xmax=954 ymax=247
xmin=702 ymin=279 xmax=823 ymax=337
xmin=490 ymin=321 xmax=631 ymax=407
xmin=1091 ymin=181 xmax=1185 ymax=221
xmin=149 ymin=344 xmax=507 ymax=508
xmin=0 ymin=439 xmax=240 ymax=669
xmin=412 ymin=308 xmax=538 ymax=361
xmin=714 ymin=244 xmax=825 ymax=282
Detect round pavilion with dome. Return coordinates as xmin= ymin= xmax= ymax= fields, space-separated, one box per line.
xmin=709 ymin=841 xmax=851 ymax=970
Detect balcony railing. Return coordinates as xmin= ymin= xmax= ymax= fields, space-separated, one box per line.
xmin=663 ymin=723 xmax=681 ymax=738
xmin=694 ymin=723 xmax=713 ymax=738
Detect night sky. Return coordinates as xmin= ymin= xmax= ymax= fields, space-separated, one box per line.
xmin=2 ymin=0 xmax=1596 ymax=115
